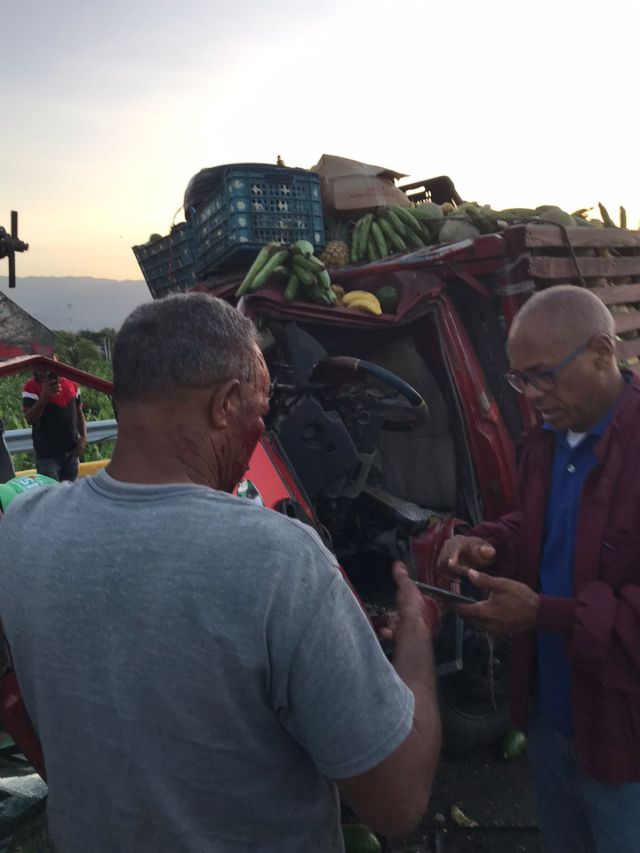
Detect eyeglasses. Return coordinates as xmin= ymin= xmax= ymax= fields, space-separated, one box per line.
xmin=505 ymin=339 xmax=591 ymax=394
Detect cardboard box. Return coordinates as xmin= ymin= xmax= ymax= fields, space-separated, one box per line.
xmin=311 ymin=154 xmax=411 ymax=217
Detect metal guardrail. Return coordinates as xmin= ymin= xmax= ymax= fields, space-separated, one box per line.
xmin=3 ymin=419 xmax=118 ymax=454
xmin=15 ymin=459 xmax=110 ymax=478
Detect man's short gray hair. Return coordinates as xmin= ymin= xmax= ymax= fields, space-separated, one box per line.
xmin=511 ymin=284 xmax=614 ymax=348
xmin=113 ymin=293 xmax=258 ymax=403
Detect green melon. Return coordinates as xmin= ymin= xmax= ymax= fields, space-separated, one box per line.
xmin=342 ymin=824 xmax=382 ymax=853
xmin=534 ymin=207 xmax=574 ymax=227
xmin=375 ymin=285 xmax=400 ymax=314
xmin=439 ymin=219 xmax=481 ymax=243
xmin=502 ymin=727 xmax=528 ymax=761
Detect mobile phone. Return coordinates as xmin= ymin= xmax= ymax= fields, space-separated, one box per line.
xmin=415 ymin=581 xmax=477 ymax=605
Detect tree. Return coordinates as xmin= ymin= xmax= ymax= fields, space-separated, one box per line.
xmin=54 ymin=332 xmax=102 ymax=369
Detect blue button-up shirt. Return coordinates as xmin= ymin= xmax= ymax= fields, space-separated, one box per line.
xmin=537 ymin=405 xmax=616 ymax=736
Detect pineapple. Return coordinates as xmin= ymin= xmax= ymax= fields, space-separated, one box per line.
xmin=320 ymin=219 xmax=351 ymax=268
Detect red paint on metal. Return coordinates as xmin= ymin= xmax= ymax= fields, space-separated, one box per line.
xmin=436 ymin=293 xmax=517 ymax=519
xmin=0 ymin=355 xmax=113 ymax=396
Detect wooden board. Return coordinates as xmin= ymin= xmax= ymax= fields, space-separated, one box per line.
xmin=589 ymin=283 xmax=640 ymax=306
xmin=613 ymin=312 xmax=640 ymax=335
xmin=527 ymin=255 xmax=640 ymax=282
xmin=504 ymin=225 xmax=640 ymax=253
xmin=615 ymin=338 xmax=640 ymax=361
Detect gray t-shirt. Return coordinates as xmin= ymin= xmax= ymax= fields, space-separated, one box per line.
xmin=0 ymin=470 xmax=414 ymax=852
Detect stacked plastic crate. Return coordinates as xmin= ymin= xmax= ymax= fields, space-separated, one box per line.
xmin=190 ymin=164 xmax=325 ymax=277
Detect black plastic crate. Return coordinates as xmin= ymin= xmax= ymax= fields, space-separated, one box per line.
xmin=132 ymin=222 xmax=197 ymax=300
xmin=192 ymin=164 xmax=325 ymax=275
xmin=399 ymin=175 xmax=463 ymax=206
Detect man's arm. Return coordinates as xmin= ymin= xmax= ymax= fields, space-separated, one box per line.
xmin=448 ymin=567 xmax=640 ymax=693
xmin=72 ymin=398 xmax=87 ymax=456
xmin=272 ymin=550 xmax=441 ymax=840
xmin=437 ymin=432 xmax=545 ymax=584
xmin=336 ymin=564 xmax=441 ymax=838
xmin=22 ymin=376 xmax=57 ymax=426
xmin=546 ymin=580 xmax=640 ymax=690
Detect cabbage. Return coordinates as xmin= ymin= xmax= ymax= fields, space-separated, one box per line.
xmin=439 ymin=219 xmax=481 ymax=243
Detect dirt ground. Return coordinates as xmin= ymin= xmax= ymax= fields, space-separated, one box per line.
xmin=0 ymin=744 xmax=544 ymax=853
xmin=389 ymin=744 xmax=544 ymax=853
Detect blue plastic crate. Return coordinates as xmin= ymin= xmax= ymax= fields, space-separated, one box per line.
xmin=192 ymin=165 xmax=325 ymax=275
xmin=132 ymin=222 xmax=197 ymax=300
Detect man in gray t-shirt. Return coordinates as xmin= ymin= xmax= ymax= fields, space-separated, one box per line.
xmin=0 ymin=294 xmax=441 ymax=852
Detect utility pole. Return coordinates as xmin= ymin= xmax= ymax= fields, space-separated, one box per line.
xmin=0 ymin=211 xmax=29 ymax=288
xmin=101 ymin=336 xmax=112 ymax=363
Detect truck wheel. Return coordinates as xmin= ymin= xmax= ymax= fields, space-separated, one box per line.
xmin=440 ymin=677 xmax=510 ymax=755
xmin=439 ymin=633 xmax=511 ymax=754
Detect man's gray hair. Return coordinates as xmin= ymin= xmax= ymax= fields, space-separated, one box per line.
xmin=113 ymin=293 xmax=258 ymax=403
xmin=511 ymin=284 xmax=614 ymax=348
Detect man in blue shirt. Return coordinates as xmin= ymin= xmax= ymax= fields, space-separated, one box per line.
xmin=437 ymin=285 xmax=640 ymax=853
xmin=537 ymin=402 xmax=618 ymax=738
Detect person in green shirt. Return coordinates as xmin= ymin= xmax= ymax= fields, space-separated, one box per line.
xmin=0 ymin=475 xmax=57 ymax=517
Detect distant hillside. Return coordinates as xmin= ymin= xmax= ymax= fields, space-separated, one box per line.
xmin=0 ymin=276 xmax=150 ymax=332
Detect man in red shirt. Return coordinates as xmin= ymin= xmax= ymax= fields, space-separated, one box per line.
xmin=22 ymin=366 xmax=86 ymax=481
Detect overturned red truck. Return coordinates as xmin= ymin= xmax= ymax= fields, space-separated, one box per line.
xmin=2 ymin=198 xmax=640 ymax=768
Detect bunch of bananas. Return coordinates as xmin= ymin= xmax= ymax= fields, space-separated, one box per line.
xmin=235 ymin=240 xmax=337 ymax=306
xmin=331 ymin=287 xmax=382 ymax=316
xmin=350 ymin=206 xmax=438 ymax=263
xmin=598 ymin=202 xmax=627 ymax=229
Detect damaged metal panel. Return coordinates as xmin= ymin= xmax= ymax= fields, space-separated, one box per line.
xmin=0 ymin=292 xmax=54 ymax=358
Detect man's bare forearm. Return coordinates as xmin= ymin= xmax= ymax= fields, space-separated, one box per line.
xmin=392 ymin=622 xmax=441 ymax=807
xmin=77 ymin=405 xmax=87 ymax=440
xmin=393 ymin=623 xmax=440 ymax=739
xmin=335 ymin=567 xmax=442 ymax=839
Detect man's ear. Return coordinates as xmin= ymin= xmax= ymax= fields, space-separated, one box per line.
xmin=208 ymin=379 xmax=241 ymax=430
xmin=591 ymin=334 xmax=616 ymax=368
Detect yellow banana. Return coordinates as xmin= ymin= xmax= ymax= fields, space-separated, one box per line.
xmin=346 ymin=296 xmax=382 ymax=316
xmin=344 ymin=292 xmax=381 ymax=311
xmin=342 ymin=290 xmax=377 ymax=306
xmin=451 ymin=805 xmax=478 ymax=829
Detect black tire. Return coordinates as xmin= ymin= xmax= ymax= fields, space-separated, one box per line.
xmin=439 ymin=633 xmax=511 ymax=755
xmin=440 ymin=679 xmax=510 ymax=755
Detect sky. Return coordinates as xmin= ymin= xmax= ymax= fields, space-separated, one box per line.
xmin=2 ymin=0 xmax=638 ymax=280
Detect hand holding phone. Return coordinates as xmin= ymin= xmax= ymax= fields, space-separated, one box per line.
xmin=415 ymin=581 xmax=477 ymax=606
xmin=39 ymin=373 xmax=60 ymax=401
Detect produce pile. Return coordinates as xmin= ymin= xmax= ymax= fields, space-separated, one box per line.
xmin=346 ymin=200 xmax=631 ymax=265
xmin=330 ymin=287 xmax=398 ymax=316
xmin=235 ymin=240 xmax=337 ymax=306
xmin=234 ymin=238 xmax=402 ymax=315
xmin=233 ymin=199 xmax=633 ymax=314
xmin=349 ymin=205 xmax=440 ymax=263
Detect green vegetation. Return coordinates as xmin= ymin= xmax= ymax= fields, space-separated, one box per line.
xmin=1 ymin=330 xmax=116 ymax=471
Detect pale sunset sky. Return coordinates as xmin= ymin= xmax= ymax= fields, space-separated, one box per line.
xmin=2 ymin=0 xmax=638 ymax=280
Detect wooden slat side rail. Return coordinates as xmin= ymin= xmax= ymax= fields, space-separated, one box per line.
xmin=504 ymin=225 xmax=640 ymax=253
xmin=613 ymin=312 xmax=640 ymax=335
xmin=528 ymin=256 xmax=640 ymax=281
xmin=589 ymin=283 xmax=640 ymax=306
xmin=615 ymin=338 xmax=640 ymax=361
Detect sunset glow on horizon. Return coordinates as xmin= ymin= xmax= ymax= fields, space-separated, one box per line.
xmin=3 ymin=0 xmax=638 ymax=281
